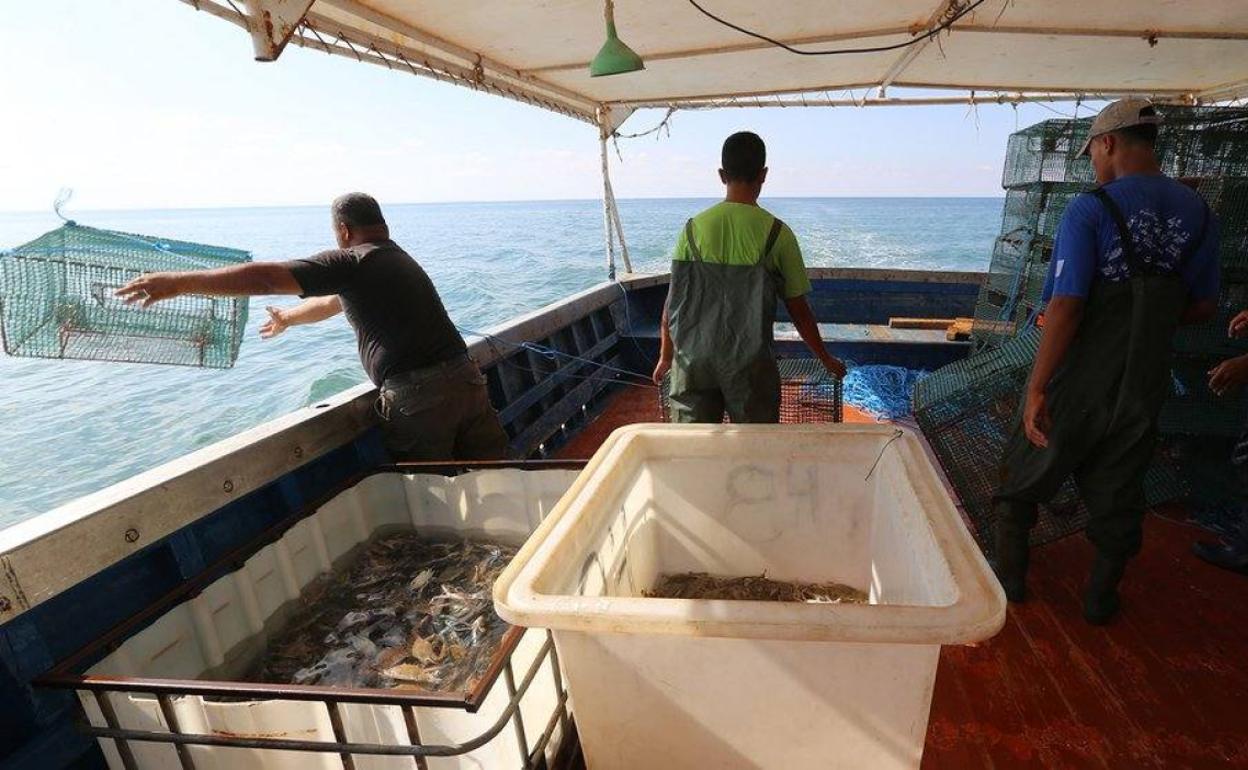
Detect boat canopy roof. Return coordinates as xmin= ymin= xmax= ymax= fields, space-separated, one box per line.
xmin=184 ymin=0 xmax=1248 ymax=128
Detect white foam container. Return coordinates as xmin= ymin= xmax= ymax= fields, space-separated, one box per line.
xmin=80 ymin=468 xmax=579 ymax=770
xmin=495 ymin=424 xmax=1005 ymax=770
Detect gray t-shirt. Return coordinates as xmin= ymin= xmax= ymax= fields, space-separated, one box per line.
xmin=286 ymin=240 xmax=466 ymax=385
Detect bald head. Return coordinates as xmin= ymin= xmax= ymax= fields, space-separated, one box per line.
xmin=331 ymin=193 xmax=389 ymax=248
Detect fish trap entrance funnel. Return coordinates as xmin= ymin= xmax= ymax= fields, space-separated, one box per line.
xmin=0 ymin=223 xmax=250 ymax=368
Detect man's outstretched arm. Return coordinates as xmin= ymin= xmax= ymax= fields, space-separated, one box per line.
xmin=117 ymin=263 xmax=302 ymax=307
xmin=260 ymin=296 xmax=343 ymax=339
xmin=785 ymin=295 xmax=847 ymax=378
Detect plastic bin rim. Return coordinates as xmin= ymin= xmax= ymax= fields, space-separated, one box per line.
xmin=495 ymin=423 xmax=1007 ymax=646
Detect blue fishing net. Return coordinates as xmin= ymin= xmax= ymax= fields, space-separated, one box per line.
xmin=840 ymin=364 xmax=928 ymax=420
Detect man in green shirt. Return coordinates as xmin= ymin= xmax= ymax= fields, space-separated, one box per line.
xmin=653 ymin=131 xmax=845 ymax=423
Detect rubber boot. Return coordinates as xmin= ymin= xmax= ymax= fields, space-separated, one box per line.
xmin=1193 ymin=520 xmax=1248 ymax=575
xmin=1083 ymin=554 xmax=1126 ymax=625
xmin=992 ymin=520 xmax=1031 ymax=603
xmin=1193 ymin=538 xmax=1248 ymax=575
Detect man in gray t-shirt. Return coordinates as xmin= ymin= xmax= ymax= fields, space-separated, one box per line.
xmin=117 ymin=193 xmax=507 ymax=461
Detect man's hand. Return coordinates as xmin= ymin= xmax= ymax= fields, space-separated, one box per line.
xmin=116 ymin=272 xmax=186 ymax=307
xmin=652 ymin=356 xmax=672 ymax=387
xmin=1229 ymin=310 xmax=1248 ymax=339
xmin=1023 ymin=388 xmax=1052 ymax=448
xmin=1209 ymin=354 xmax=1248 ymax=397
xmin=259 ymin=307 xmax=289 ymax=339
xmin=820 ymin=354 xmax=847 ymax=379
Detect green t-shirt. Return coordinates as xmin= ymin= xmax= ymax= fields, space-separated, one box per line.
xmin=672 ymin=201 xmax=812 ymax=299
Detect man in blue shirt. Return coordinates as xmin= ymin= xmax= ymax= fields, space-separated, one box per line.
xmin=993 ymin=99 xmax=1220 ymax=624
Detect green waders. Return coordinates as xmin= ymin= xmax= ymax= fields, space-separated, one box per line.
xmin=994 ymin=188 xmax=1208 ymax=622
xmin=667 ymin=217 xmax=785 ymax=423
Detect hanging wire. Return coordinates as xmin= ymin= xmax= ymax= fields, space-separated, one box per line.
xmin=614 ymin=107 xmax=676 ymax=140
xmin=685 ymin=0 xmax=987 ymax=56
xmin=612 ymin=107 xmax=677 ymax=161
xmin=864 ymin=429 xmax=905 ymax=481
xmin=1036 ymin=101 xmax=1077 ymax=119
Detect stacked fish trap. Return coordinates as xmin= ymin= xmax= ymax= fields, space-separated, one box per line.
xmin=0 ymin=223 xmax=251 ymax=368
xmin=917 ymin=106 xmax=1248 ymax=550
xmin=660 ymin=357 xmax=843 ymax=423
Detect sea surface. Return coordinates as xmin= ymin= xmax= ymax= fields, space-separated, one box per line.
xmin=0 ymin=197 xmax=1000 ymax=526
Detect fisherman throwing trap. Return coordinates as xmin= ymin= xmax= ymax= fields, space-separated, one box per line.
xmin=117 ymin=193 xmax=508 ymax=462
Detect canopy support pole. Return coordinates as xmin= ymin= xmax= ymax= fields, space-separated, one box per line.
xmin=598 ymin=107 xmax=634 ymax=280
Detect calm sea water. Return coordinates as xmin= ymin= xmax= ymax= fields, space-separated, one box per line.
xmin=0 ymin=197 xmax=1000 ymax=526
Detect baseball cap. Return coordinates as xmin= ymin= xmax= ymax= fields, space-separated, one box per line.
xmin=1078 ymin=98 xmax=1162 ymax=156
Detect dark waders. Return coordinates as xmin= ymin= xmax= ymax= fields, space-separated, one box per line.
xmin=667 ymin=218 xmax=785 ymax=423
xmin=994 ymin=188 xmax=1204 ymax=623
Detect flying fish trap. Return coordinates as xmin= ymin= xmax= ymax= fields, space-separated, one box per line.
xmin=0 ymin=223 xmax=250 ymax=368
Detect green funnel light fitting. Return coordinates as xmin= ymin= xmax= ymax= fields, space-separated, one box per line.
xmin=590 ymin=1 xmax=644 ymax=77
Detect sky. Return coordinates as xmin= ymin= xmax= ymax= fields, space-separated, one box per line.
xmin=0 ymin=1 xmax=1101 ymax=212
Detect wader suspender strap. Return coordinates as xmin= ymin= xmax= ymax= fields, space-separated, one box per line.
xmin=684 ymin=219 xmax=702 ymax=262
xmin=761 ymin=218 xmax=784 ymax=268
xmin=1092 ymin=188 xmax=1144 ymax=275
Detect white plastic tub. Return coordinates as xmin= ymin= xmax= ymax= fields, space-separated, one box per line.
xmin=74 ymin=468 xmax=579 ymax=770
xmin=495 ymin=424 xmax=1005 ymax=770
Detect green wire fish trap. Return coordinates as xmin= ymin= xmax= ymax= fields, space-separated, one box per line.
xmin=0 ymin=223 xmax=251 ymax=368
xmin=913 ymin=329 xmax=1188 ymax=554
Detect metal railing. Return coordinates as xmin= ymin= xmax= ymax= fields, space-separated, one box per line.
xmin=59 ymin=629 xmax=569 ymax=770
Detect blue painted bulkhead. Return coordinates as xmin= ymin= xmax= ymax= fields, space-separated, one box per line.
xmin=614 ymin=273 xmax=981 ymax=372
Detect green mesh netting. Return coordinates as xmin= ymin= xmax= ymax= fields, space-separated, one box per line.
xmin=0 ymin=223 xmax=250 ymax=368
xmin=913 ymin=329 xmax=1189 ymax=553
xmin=917 ymin=106 xmax=1248 ymax=550
xmin=1001 ymin=119 xmax=1097 ymax=189
xmin=972 ymin=182 xmax=1090 ymax=348
xmin=1002 ymin=107 xmax=1248 ymax=189
xmin=977 ymin=106 xmax=1248 ymax=356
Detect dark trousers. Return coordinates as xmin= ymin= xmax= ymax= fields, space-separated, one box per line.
xmin=379 ymin=357 xmax=509 ymax=461
xmin=996 ymin=399 xmax=1158 ymax=560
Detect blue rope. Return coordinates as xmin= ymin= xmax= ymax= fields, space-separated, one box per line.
xmin=841 ymin=364 xmax=929 ymax=419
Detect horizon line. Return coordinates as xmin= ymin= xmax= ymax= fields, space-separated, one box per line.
xmin=2 ymin=193 xmax=1008 ymax=215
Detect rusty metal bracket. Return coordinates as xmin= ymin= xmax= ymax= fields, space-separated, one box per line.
xmin=242 ymin=0 xmax=315 ymax=61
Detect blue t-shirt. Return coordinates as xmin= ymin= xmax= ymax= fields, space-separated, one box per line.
xmin=1042 ymin=174 xmax=1220 ymax=302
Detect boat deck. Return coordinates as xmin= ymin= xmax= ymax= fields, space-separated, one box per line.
xmin=555 ymin=386 xmax=1248 ymax=770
